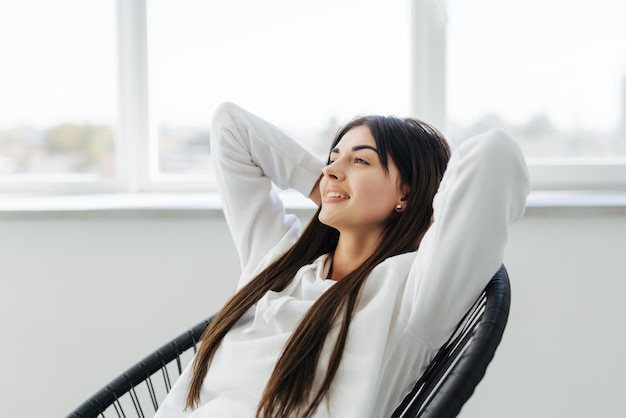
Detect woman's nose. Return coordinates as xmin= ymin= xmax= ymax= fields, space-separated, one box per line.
xmin=322 ymin=161 xmax=343 ymax=181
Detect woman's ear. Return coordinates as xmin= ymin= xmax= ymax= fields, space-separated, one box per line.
xmin=400 ymin=183 xmax=410 ymax=201
xmin=396 ymin=190 xmax=409 ymax=213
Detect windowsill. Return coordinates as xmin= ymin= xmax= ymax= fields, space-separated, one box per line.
xmin=526 ymin=191 xmax=626 ymax=215
xmin=1 ymin=191 xmax=626 ymax=219
xmin=0 ymin=192 xmax=318 ymax=219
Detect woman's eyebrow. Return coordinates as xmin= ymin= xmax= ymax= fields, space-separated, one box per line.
xmin=330 ymin=145 xmax=379 ymax=154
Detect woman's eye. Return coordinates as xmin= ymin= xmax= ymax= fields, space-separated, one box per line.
xmin=326 ymin=157 xmax=369 ymax=165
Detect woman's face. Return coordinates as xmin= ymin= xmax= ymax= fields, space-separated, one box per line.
xmin=318 ymin=125 xmax=406 ymax=238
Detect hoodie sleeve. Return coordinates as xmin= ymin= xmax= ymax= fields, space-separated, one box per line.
xmin=404 ymin=129 xmax=530 ymax=346
xmin=210 ymin=103 xmax=325 ymax=286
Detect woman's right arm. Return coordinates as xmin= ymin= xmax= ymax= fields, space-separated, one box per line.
xmin=210 ymin=103 xmax=325 ymax=284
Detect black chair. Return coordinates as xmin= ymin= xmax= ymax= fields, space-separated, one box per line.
xmin=392 ymin=264 xmax=511 ymax=418
xmin=67 ymin=265 xmax=511 ymax=418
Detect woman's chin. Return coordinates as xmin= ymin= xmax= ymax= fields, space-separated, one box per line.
xmin=318 ymin=212 xmax=338 ymax=229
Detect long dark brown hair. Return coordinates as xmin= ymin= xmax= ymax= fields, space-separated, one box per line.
xmin=186 ymin=115 xmax=451 ymax=417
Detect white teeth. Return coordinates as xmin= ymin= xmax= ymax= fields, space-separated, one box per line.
xmin=326 ymin=192 xmax=349 ymax=199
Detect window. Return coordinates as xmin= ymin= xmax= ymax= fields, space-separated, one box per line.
xmin=1 ymin=0 xmax=410 ymax=193
xmin=147 ymin=0 xmax=410 ymax=179
xmin=0 ymin=1 xmax=117 ymax=191
xmin=446 ymin=0 xmax=626 ymax=189
xmin=2 ymin=0 xmax=624 ymax=194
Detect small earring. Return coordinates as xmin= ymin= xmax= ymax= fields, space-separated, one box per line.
xmin=395 ymin=204 xmax=403 ymax=213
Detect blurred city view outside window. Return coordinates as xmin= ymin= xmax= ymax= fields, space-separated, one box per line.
xmin=3 ymin=1 xmax=626 ymax=184
xmin=447 ymin=0 xmax=626 ymax=159
xmin=0 ymin=1 xmax=116 ymax=176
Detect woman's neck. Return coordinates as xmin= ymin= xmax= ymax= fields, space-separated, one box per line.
xmin=329 ymin=232 xmax=380 ymax=281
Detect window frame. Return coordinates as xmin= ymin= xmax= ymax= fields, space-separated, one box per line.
xmin=1 ymin=0 xmax=624 ymax=194
xmin=430 ymin=0 xmax=626 ymax=191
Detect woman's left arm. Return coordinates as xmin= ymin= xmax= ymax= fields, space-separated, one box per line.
xmin=404 ymin=129 xmax=530 ymax=346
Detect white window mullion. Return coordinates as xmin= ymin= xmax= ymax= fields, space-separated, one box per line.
xmin=117 ymin=0 xmax=150 ymax=193
xmin=411 ymin=0 xmax=447 ymax=132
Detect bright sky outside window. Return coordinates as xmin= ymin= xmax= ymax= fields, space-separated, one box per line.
xmin=147 ymin=0 xmax=410 ymax=175
xmin=447 ymin=0 xmax=626 ymax=159
xmin=0 ymin=1 xmax=117 ymax=176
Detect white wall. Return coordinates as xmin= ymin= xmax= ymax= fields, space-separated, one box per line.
xmin=464 ymin=212 xmax=626 ymax=418
xmin=1 ymin=208 xmax=625 ymax=417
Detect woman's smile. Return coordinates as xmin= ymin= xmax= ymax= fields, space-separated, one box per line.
xmin=323 ymin=188 xmax=350 ymax=201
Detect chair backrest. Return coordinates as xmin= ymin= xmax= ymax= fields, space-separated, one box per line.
xmin=67 ymin=265 xmax=510 ymax=418
xmin=392 ymin=264 xmax=511 ymax=418
xmin=67 ymin=316 xmax=213 ymax=418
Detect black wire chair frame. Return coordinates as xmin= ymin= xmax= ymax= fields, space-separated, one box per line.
xmin=392 ymin=264 xmax=511 ymax=418
xmin=67 ymin=265 xmax=510 ymax=418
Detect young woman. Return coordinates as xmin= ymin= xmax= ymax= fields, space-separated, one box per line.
xmin=155 ymin=102 xmax=530 ymax=418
